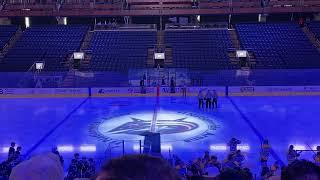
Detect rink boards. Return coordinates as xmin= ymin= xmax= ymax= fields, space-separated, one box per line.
xmin=1 ymin=86 xmax=320 ymax=98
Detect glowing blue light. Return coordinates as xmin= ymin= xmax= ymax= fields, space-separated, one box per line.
xmin=210 ymin=144 xmax=227 ymax=151
xmin=210 ymin=144 xmax=250 ymax=152
xmin=238 ymin=144 xmax=250 ymax=151
xmin=79 ymin=145 xmax=96 ymax=152
xmin=57 ymin=145 xmax=74 ymax=152
xmin=1 ymin=147 xmax=9 ymax=153
xmin=132 ymin=144 xmax=172 ymax=151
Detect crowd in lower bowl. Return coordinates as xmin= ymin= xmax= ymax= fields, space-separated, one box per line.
xmin=0 ymin=139 xmax=319 ymax=180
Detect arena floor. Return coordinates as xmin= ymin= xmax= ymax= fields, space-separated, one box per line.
xmin=0 ymin=96 xmax=319 ymax=174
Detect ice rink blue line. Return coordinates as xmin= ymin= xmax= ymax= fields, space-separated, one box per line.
xmin=24 ymin=97 xmax=90 ymax=157
xmin=227 ymin=97 xmax=285 ymax=166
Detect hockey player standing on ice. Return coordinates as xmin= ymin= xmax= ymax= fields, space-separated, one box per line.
xmin=198 ymin=90 xmax=204 ymax=109
xmin=205 ymin=90 xmax=212 ymax=109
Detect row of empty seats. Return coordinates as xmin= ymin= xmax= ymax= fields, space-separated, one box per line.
xmin=88 ymin=30 xmax=156 ymax=71
xmin=165 ymin=29 xmax=238 ymax=70
xmin=1 ymin=23 xmax=320 ymax=72
xmin=0 ymin=25 xmax=17 ymax=51
xmin=0 ymin=25 xmax=88 ymax=71
xmin=236 ymin=23 xmax=320 ymax=69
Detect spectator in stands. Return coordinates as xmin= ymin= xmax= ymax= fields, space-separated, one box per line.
xmin=198 ymin=90 xmax=204 ymax=109
xmin=88 ymin=158 xmax=96 ymax=177
xmin=212 ymin=90 xmax=218 ymax=109
xmin=314 ymin=146 xmax=320 ymax=166
xmin=203 ymin=155 xmax=221 ymax=177
xmin=261 ymin=0 xmax=270 ymax=7
xmin=189 ymin=158 xmax=203 ymax=177
xmin=66 ymin=159 xmax=79 ymax=180
xmin=228 ymin=138 xmax=241 ymax=153
xmin=8 ymin=142 xmax=16 ymax=161
xmin=79 ymin=156 xmax=89 ymax=178
xmin=270 ymin=161 xmax=281 ymax=178
xmin=174 ymin=158 xmax=187 ymax=178
xmin=0 ymin=160 xmax=12 ymax=179
xmin=13 ymin=146 xmax=22 ymax=163
xmin=96 ymin=154 xmax=181 ymax=180
xmin=261 ymin=165 xmax=270 ymax=179
xmin=222 ymin=154 xmax=238 ymax=171
xmin=281 ymin=160 xmax=320 ymax=180
xmin=203 ymin=163 xmax=220 ymax=177
xmin=242 ymin=167 xmax=253 ymax=180
xmin=191 ymin=0 xmax=198 ymax=8
xmin=233 ymin=150 xmax=245 ymax=167
xmin=111 ymin=18 xmax=117 ymax=29
xmin=287 ymin=145 xmax=301 ymax=164
xmin=299 ymin=17 xmax=305 ymax=27
xmin=210 ymin=155 xmax=221 ymax=171
xmin=260 ymin=140 xmax=271 ymax=165
xmin=73 ymin=153 xmax=80 ymax=163
xmin=203 ymin=151 xmax=210 ymax=164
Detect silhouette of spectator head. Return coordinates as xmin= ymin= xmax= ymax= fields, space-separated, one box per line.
xmin=281 ymin=160 xmax=320 ymax=180
xmin=74 ymin=153 xmax=80 ymax=160
xmin=216 ymin=169 xmax=251 ymax=180
xmin=96 ymin=155 xmax=181 ymax=180
xmin=289 ymin=145 xmax=294 ymax=150
xmin=11 ymin=142 xmax=16 ymax=147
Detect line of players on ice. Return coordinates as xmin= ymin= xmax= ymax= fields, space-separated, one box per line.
xmin=197 ymin=89 xmax=219 ymax=109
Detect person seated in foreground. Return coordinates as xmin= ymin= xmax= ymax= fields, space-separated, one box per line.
xmin=96 ymin=154 xmax=181 ymax=180
xmin=281 ymin=159 xmax=320 ymax=180
xmin=216 ymin=168 xmax=252 ymax=180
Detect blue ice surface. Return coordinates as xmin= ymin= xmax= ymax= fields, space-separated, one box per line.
xmin=0 ymin=96 xmax=319 ymax=175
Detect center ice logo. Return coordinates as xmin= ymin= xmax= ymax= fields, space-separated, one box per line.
xmin=107 ymin=117 xmax=198 ymax=135
xmin=89 ymin=111 xmax=219 ymax=144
